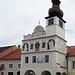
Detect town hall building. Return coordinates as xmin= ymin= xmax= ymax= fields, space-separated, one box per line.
xmin=21 ymin=0 xmax=67 ymax=75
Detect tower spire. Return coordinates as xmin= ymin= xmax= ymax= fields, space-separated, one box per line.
xmin=45 ymin=0 xmax=66 ymax=23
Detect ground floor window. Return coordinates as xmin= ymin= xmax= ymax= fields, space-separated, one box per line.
xmin=73 ymin=61 xmax=75 ymax=69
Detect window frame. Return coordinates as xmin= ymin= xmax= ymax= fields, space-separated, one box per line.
xmin=18 ymin=64 xmax=21 ymax=68
xmin=25 ymin=57 xmax=28 ymax=63
xmin=9 ymin=64 xmax=13 ymax=68
xmin=59 ymin=20 xmax=63 ymax=28
xmin=45 ymin=55 xmax=49 ymax=63
xmin=31 ymin=44 xmax=33 ymax=49
xmin=1 ymin=64 xmax=5 ymax=68
xmin=42 ymin=42 xmax=45 ymax=48
xmin=32 ymin=56 xmax=36 ymax=63
xmin=72 ymin=61 xmax=75 ymax=69
xmin=48 ymin=18 xmax=54 ymax=25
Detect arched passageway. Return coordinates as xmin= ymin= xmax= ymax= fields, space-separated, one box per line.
xmin=62 ymin=72 xmax=67 ymax=75
xmin=25 ymin=70 xmax=36 ymax=75
xmin=56 ymin=72 xmax=61 ymax=75
xmin=41 ymin=71 xmax=51 ymax=75
xmin=17 ymin=71 xmax=20 ymax=75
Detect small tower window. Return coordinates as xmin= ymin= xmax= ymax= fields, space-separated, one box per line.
xmin=48 ymin=18 xmax=54 ymax=25
xmin=59 ymin=20 xmax=63 ymax=28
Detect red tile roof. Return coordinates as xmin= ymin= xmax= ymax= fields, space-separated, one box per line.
xmin=0 ymin=45 xmax=21 ymax=60
xmin=67 ymin=46 xmax=75 ymax=56
xmin=0 ymin=49 xmax=21 ymax=60
xmin=0 ymin=45 xmax=18 ymax=58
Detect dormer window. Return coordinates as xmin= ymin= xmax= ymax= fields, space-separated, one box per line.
xmin=48 ymin=18 xmax=54 ymax=25
xmin=59 ymin=20 xmax=63 ymax=28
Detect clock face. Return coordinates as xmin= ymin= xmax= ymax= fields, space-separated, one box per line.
xmin=37 ymin=56 xmax=43 ymax=63
xmin=48 ymin=18 xmax=54 ymax=25
xmin=37 ymin=27 xmax=40 ymax=31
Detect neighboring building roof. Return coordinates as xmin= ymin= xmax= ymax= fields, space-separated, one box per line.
xmin=0 ymin=46 xmax=13 ymax=52
xmin=67 ymin=46 xmax=75 ymax=56
xmin=0 ymin=45 xmax=18 ymax=58
xmin=0 ymin=48 xmax=21 ymax=60
xmin=0 ymin=45 xmax=21 ymax=60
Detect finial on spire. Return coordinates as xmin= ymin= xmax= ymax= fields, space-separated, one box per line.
xmin=52 ymin=0 xmax=61 ymax=6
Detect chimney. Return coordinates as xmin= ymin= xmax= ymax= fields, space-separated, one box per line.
xmin=18 ymin=45 xmax=20 ymax=49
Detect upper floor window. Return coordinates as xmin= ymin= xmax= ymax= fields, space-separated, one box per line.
xmin=73 ymin=61 xmax=75 ymax=69
xmin=35 ymin=42 xmax=40 ymax=51
xmin=48 ymin=18 xmax=54 ymax=25
xmin=45 ymin=55 xmax=49 ymax=63
xmin=32 ymin=56 xmax=36 ymax=63
xmin=23 ymin=43 xmax=29 ymax=52
xmin=42 ymin=42 xmax=45 ymax=48
xmin=25 ymin=57 xmax=28 ymax=63
xmin=47 ymin=39 xmax=55 ymax=50
xmin=31 ymin=44 xmax=33 ymax=49
xmin=59 ymin=20 xmax=63 ymax=28
xmin=1 ymin=64 xmax=5 ymax=68
xmin=9 ymin=64 xmax=13 ymax=68
xmin=18 ymin=64 xmax=21 ymax=68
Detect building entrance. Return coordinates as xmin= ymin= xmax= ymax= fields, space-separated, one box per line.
xmin=8 ymin=72 xmax=13 ymax=75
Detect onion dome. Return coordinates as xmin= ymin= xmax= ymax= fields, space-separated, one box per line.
xmin=45 ymin=0 xmax=64 ymax=20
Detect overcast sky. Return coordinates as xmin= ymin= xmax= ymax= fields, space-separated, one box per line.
xmin=0 ymin=0 xmax=75 ymax=47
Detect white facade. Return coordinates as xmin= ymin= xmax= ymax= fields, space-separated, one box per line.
xmin=21 ymin=16 xmax=67 ymax=75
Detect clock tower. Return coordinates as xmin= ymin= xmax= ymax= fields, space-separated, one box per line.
xmin=21 ymin=0 xmax=67 ymax=75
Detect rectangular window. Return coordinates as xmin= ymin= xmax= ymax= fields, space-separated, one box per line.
xmin=1 ymin=64 xmax=5 ymax=68
xmin=45 ymin=55 xmax=49 ymax=63
xmin=32 ymin=56 xmax=36 ymax=63
xmin=18 ymin=64 xmax=21 ymax=68
xmin=31 ymin=44 xmax=33 ymax=49
xmin=42 ymin=42 xmax=45 ymax=48
xmin=25 ymin=57 xmax=28 ymax=63
xmin=59 ymin=20 xmax=63 ymax=28
xmin=48 ymin=18 xmax=54 ymax=25
xmin=73 ymin=61 xmax=75 ymax=69
xmin=1 ymin=72 xmax=4 ymax=75
xmin=9 ymin=64 xmax=13 ymax=68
